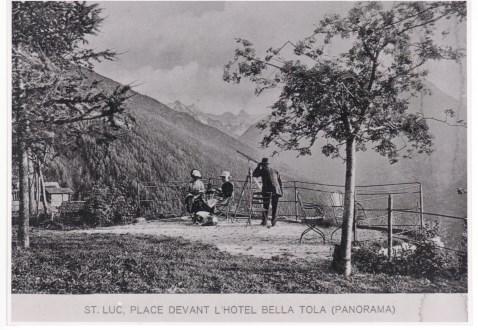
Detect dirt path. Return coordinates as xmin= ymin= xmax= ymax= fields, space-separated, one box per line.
xmin=71 ymin=218 xmax=387 ymax=261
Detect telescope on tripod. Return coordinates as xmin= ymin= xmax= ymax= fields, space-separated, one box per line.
xmin=234 ymin=150 xmax=263 ymax=224
xmin=236 ymin=150 xmax=259 ymax=164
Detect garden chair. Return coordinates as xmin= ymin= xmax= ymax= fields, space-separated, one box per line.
xmin=297 ymin=193 xmax=326 ymax=244
xmin=330 ymin=191 xmax=344 ymax=223
xmin=329 ymin=191 xmax=366 ymax=241
xmin=214 ymin=192 xmax=235 ymax=222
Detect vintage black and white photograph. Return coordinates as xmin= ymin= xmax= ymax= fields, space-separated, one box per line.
xmin=10 ymin=0 xmax=468 ymax=308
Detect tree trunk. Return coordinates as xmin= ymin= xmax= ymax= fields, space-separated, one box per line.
xmin=39 ymin=166 xmax=49 ymax=214
xmin=28 ymin=154 xmax=35 ymax=217
xmin=17 ymin=135 xmax=30 ymax=249
xmin=35 ymin=165 xmax=40 ymax=216
xmin=337 ymin=137 xmax=356 ymax=277
xmin=14 ymin=50 xmax=31 ymax=248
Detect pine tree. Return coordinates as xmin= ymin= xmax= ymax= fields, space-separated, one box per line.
xmin=12 ymin=1 xmax=135 ymax=248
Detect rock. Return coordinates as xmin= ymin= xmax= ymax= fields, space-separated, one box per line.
xmin=430 ymin=236 xmax=445 ymax=248
xmin=379 ymin=242 xmax=417 ymax=256
xmin=134 ymin=217 xmax=147 ymax=224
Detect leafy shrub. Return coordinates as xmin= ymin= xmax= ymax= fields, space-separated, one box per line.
xmin=82 ymin=184 xmax=135 ymax=227
xmin=457 ymin=221 xmax=468 ymax=275
xmin=82 ymin=186 xmax=109 ymax=226
xmin=353 ymin=222 xmax=466 ymax=281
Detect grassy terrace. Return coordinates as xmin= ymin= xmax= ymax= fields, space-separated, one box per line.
xmin=12 ymin=230 xmax=466 ymax=294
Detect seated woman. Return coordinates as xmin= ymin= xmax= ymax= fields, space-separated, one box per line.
xmin=185 ymin=169 xmax=209 ymax=214
xmin=212 ymin=171 xmax=234 ymax=216
xmin=216 ymin=171 xmax=234 ymax=200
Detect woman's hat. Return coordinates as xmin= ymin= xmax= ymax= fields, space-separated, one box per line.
xmin=191 ymin=169 xmax=202 ymax=178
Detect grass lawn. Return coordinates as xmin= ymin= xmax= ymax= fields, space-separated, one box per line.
xmin=11 ymin=230 xmax=467 ymax=294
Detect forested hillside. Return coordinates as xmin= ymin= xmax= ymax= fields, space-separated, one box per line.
xmin=42 ymin=70 xmax=264 ymax=207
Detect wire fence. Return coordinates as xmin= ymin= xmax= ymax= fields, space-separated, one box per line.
xmin=392 ymin=209 xmax=467 ymax=254
xmin=136 ymin=179 xmax=422 ymax=222
xmin=137 ymin=179 xmax=466 ymax=255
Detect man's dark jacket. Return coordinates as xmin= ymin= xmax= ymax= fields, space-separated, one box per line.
xmin=252 ymin=164 xmax=283 ymax=196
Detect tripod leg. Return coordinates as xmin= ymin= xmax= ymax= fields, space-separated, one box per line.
xmin=233 ymin=177 xmax=249 ymax=220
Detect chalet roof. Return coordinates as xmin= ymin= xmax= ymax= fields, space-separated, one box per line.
xmin=44 ymin=182 xmax=60 ymax=188
xmin=45 ymin=187 xmax=73 ymax=194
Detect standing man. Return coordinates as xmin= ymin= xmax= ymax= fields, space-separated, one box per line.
xmin=252 ymin=158 xmax=283 ymax=227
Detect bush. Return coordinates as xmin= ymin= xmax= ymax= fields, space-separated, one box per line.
xmin=82 ymin=184 xmax=135 ymax=227
xmin=457 ymin=221 xmax=468 ymax=275
xmin=353 ymin=222 xmax=466 ymax=281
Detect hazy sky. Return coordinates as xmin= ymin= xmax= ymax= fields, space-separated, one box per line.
xmin=86 ymin=1 xmax=466 ymax=115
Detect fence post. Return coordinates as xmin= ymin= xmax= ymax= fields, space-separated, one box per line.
xmin=294 ymin=181 xmax=298 ymax=222
xmin=419 ymin=183 xmax=424 ymax=231
xmin=388 ymin=194 xmax=393 ymax=261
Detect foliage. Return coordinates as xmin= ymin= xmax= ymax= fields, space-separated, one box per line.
xmin=11 ymin=1 xmax=134 ymax=236
xmin=12 ymin=1 xmax=135 ymax=162
xmin=224 ymin=1 xmax=466 ymax=276
xmin=12 ymin=1 xmax=137 ymax=247
xmin=82 ymin=183 xmax=135 ymax=227
xmin=11 ymin=231 xmax=466 ymax=294
xmin=353 ymin=223 xmax=467 ymax=281
xmin=224 ymin=1 xmax=465 ymax=162
xmin=458 ymin=221 xmax=468 ymax=274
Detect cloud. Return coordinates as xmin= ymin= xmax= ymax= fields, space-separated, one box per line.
xmin=87 ymin=2 xmax=466 ymax=115
xmin=97 ymin=60 xmax=279 ymax=115
xmin=87 ymin=1 xmax=351 ymax=114
xmin=89 ymin=2 xmax=348 ymax=70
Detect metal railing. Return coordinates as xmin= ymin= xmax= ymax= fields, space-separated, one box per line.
xmin=125 ymin=179 xmax=470 ymax=258
xmin=136 ymin=179 xmax=424 ymax=221
xmin=355 ymin=194 xmax=466 ymax=259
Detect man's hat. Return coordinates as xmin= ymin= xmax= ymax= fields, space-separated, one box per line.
xmin=261 ymin=157 xmax=269 ymax=165
xmin=220 ymin=171 xmax=231 ymax=178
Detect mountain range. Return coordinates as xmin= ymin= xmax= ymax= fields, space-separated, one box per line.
xmin=167 ymin=101 xmax=260 ymax=137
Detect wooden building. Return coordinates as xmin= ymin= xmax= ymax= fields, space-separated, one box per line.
xmin=12 ymin=181 xmax=74 ymax=214
xmin=44 ymin=182 xmax=73 ymax=210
